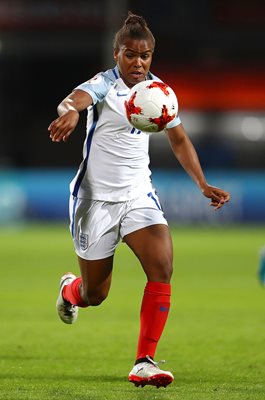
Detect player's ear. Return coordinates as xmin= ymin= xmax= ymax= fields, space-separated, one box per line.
xmin=113 ymin=50 xmax=118 ymax=62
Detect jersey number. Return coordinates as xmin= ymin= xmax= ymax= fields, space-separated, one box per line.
xmin=130 ymin=127 xmax=142 ymax=135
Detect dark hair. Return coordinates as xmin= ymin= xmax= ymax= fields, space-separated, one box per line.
xmin=113 ymin=12 xmax=155 ymax=51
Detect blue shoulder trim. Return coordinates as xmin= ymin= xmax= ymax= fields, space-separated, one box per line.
xmin=112 ymin=66 xmax=119 ymax=79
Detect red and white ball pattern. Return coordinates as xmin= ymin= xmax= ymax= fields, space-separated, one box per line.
xmin=125 ymin=80 xmax=178 ymax=133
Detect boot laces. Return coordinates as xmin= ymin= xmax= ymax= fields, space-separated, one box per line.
xmin=146 ymin=355 xmax=166 ymax=367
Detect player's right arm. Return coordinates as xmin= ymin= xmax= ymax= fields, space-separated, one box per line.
xmin=48 ymin=89 xmax=93 ymax=143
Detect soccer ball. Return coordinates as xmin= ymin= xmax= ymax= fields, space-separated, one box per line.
xmin=124 ymin=80 xmax=178 ymax=133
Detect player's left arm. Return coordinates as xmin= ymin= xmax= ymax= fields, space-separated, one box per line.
xmin=166 ymin=123 xmax=230 ymax=210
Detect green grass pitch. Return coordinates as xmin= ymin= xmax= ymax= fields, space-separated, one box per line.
xmin=0 ymin=223 xmax=265 ymax=400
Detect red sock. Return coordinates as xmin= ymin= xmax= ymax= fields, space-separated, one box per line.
xmin=62 ymin=277 xmax=88 ymax=307
xmin=136 ymin=281 xmax=171 ymax=360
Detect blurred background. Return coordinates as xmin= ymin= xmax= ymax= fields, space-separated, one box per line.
xmin=0 ymin=0 xmax=264 ymax=226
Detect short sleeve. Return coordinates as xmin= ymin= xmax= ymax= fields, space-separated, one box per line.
xmin=74 ymin=73 xmax=113 ymax=104
xmin=166 ymin=115 xmax=181 ymax=129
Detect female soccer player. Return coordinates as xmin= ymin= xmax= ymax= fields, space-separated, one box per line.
xmin=48 ymin=12 xmax=230 ymax=388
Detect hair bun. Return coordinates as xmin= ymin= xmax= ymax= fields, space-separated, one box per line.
xmin=113 ymin=11 xmax=155 ymax=51
xmin=125 ymin=12 xmax=147 ymax=28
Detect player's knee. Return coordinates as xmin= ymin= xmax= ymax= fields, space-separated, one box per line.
xmin=159 ymin=263 xmax=173 ymax=282
xmin=146 ymin=255 xmax=173 ymax=283
xmin=157 ymin=251 xmax=173 ymax=281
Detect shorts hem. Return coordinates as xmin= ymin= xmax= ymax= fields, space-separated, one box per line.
xmin=121 ymin=220 xmax=168 ymax=239
xmin=74 ymin=248 xmax=116 ymax=261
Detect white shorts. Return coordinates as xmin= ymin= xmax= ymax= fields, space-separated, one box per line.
xmin=69 ymin=190 xmax=168 ymax=260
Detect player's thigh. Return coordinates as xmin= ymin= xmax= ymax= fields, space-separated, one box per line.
xmin=78 ymin=255 xmax=114 ymax=304
xmin=123 ymin=224 xmax=173 ymax=283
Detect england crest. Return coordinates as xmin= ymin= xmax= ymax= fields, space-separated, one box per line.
xmin=79 ymin=233 xmax=88 ymax=251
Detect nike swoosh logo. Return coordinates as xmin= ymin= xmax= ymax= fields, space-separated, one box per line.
xmin=117 ymin=92 xmax=129 ymax=97
xmin=160 ymin=306 xmax=169 ymax=312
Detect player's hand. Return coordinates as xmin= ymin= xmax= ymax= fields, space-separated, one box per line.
xmin=201 ymin=184 xmax=230 ymax=210
xmin=48 ymin=110 xmax=79 ymax=143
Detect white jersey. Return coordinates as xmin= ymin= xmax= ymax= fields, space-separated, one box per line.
xmin=70 ymin=66 xmax=181 ymax=202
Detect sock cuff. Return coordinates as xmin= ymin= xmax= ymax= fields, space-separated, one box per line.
xmin=145 ymin=281 xmax=171 ymax=295
xmin=63 ymin=277 xmax=88 ymax=307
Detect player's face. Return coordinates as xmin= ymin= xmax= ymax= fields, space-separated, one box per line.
xmin=114 ymin=38 xmax=153 ymax=88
